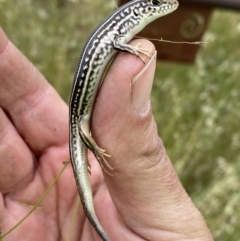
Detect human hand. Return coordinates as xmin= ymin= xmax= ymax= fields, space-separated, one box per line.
xmin=0 ymin=28 xmax=213 ymax=241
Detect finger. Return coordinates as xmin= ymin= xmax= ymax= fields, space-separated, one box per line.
xmin=92 ymin=39 xmax=212 ymax=240
xmin=0 ymin=108 xmax=35 ymax=194
xmin=0 ymin=28 xmax=68 ymax=155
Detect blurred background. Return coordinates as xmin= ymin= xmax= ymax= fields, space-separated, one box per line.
xmin=0 ymin=0 xmax=240 ymax=240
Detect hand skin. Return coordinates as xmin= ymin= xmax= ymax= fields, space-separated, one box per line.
xmin=0 ymin=27 xmax=213 ymax=241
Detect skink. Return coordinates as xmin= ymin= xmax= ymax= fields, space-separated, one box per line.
xmin=69 ymin=0 xmax=179 ymax=240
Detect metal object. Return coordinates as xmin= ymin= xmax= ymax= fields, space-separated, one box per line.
xmin=180 ymin=12 xmax=205 ymax=39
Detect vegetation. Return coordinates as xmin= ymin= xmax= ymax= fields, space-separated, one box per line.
xmin=1 ymin=0 xmax=240 ymax=240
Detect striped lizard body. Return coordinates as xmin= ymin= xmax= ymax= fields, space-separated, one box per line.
xmin=69 ymin=0 xmax=179 ymax=240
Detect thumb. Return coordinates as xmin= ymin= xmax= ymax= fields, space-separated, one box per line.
xmin=92 ymin=39 xmax=212 ymax=240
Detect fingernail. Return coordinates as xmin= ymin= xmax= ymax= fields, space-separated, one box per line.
xmin=131 ymin=50 xmax=157 ymax=115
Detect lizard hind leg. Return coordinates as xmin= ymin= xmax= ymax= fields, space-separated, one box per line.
xmin=78 ymin=115 xmax=114 ymax=175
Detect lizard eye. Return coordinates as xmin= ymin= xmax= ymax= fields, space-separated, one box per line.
xmin=152 ymin=0 xmax=160 ymax=5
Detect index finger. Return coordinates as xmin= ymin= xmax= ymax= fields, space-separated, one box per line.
xmin=0 ymin=28 xmax=68 ymax=154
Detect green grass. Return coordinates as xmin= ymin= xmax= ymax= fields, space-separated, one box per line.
xmin=1 ymin=0 xmax=240 ymax=240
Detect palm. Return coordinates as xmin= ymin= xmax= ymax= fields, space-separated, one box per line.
xmin=0 ymin=140 xmax=116 ymax=241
